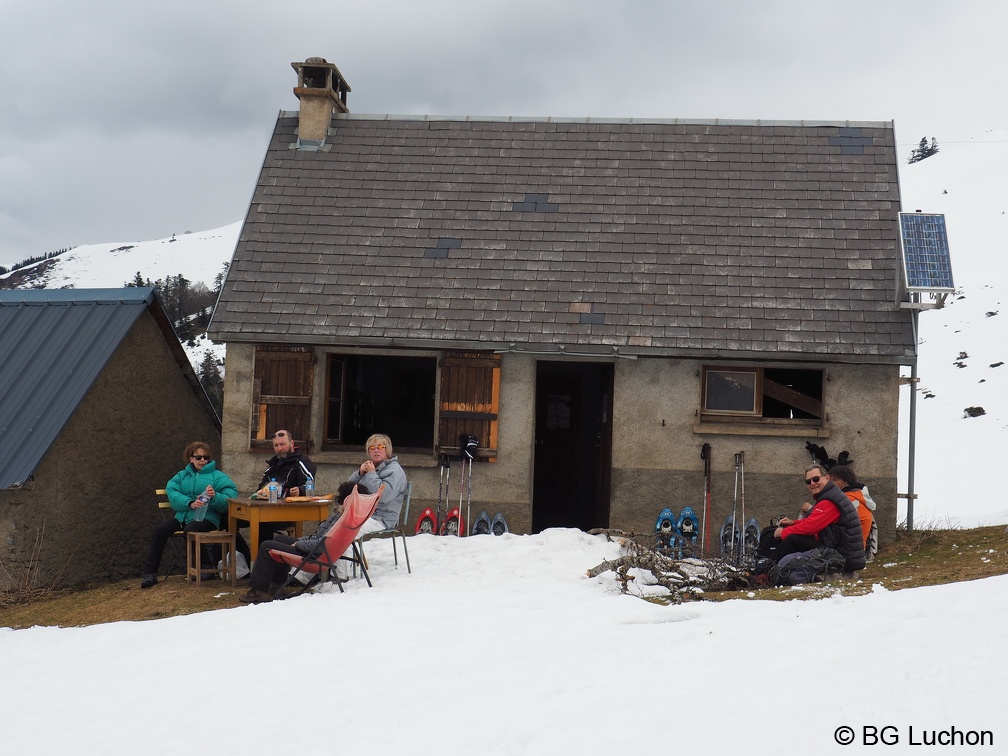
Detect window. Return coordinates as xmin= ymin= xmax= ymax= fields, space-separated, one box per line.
xmin=702 ymin=366 xmax=823 ymax=422
xmin=324 ymin=354 xmax=437 ymax=450
xmin=438 ymin=351 xmax=501 ymax=459
xmin=252 ymin=348 xmax=501 ymax=456
xmin=252 ymin=346 xmax=314 ymax=447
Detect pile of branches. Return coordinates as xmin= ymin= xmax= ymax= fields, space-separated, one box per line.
xmin=585 ymin=529 xmax=759 ymax=603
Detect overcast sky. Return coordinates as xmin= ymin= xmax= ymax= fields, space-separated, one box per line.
xmin=1 ymin=0 xmax=1004 ymax=264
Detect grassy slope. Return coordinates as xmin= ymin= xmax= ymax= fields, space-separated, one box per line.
xmin=1 ymin=526 xmax=1006 ymax=629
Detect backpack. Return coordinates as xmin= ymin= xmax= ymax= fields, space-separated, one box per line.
xmin=756 ymin=525 xmax=784 ymax=561
xmin=745 ymin=556 xmax=777 ymax=588
xmin=771 ymin=547 xmax=846 ymax=586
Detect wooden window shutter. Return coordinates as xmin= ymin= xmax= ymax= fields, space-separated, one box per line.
xmin=438 ymin=351 xmax=500 ymax=460
xmin=252 ymin=345 xmax=314 ymax=447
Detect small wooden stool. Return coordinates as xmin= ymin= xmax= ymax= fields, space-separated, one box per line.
xmin=186 ymin=531 xmax=237 ymax=587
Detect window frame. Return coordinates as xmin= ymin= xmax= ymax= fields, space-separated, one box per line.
xmin=321 ymin=352 xmax=438 ymax=453
xmin=700 ymin=365 xmax=824 ymax=425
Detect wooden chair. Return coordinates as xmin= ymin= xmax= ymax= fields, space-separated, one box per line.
xmin=359 ymin=481 xmax=412 ymax=574
xmin=187 ymin=530 xmax=237 ymax=587
xmin=156 ymin=489 xmax=185 ymax=577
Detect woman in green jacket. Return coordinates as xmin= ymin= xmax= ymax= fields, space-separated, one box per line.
xmin=141 ymin=441 xmax=238 ymax=588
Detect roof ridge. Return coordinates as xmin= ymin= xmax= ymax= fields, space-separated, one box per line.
xmin=278 ymin=110 xmax=893 ymax=129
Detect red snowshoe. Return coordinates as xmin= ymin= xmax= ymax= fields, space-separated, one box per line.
xmin=415 ymin=507 xmax=438 ymax=535
xmin=440 ymin=507 xmax=465 ymax=536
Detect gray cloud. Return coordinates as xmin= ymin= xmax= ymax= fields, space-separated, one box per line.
xmin=2 ymin=0 xmax=1005 ymax=263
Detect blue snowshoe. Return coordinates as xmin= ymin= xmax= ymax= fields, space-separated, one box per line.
xmin=491 ymin=512 xmax=509 ymax=536
xmin=675 ymin=506 xmax=700 ymax=558
xmin=472 ymin=511 xmax=492 ymax=535
xmin=655 ymin=508 xmax=677 ymax=553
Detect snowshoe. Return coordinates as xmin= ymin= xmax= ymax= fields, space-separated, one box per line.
xmin=440 ymin=507 xmax=465 ymax=537
xmin=655 ymin=507 xmax=676 ymax=552
xmin=491 ymin=512 xmax=509 ymax=536
xmin=415 ymin=507 xmax=438 ymax=535
xmin=743 ymin=517 xmax=760 ymax=562
xmin=676 ymin=506 xmax=700 ymax=557
xmin=472 ymin=511 xmax=491 ymax=535
xmin=720 ymin=515 xmax=740 ymax=560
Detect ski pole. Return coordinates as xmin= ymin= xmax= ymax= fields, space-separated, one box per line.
xmin=466 ymin=452 xmax=473 ymax=536
xmin=738 ymin=451 xmax=746 ymax=562
xmin=732 ymin=452 xmax=741 ymax=564
xmin=701 ymin=443 xmax=711 ymax=555
xmin=461 ymin=443 xmax=467 ymax=540
xmin=464 ymin=436 xmax=477 ymax=537
xmin=442 ymin=456 xmax=451 ymax=535
xmin=437 ymin=454 xmax=445 ymax=532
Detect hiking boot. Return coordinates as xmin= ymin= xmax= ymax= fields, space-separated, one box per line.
xmin=238 ymin=588 xmax=272 ymax=604
xmin=140 ymin=573 xmax=158 ymax=589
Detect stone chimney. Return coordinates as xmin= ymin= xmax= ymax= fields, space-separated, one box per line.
xmin=291 ymin=57 xmax=350 ymax=148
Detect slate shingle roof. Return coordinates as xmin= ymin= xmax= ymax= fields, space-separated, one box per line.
xmin=210 ymin=114 xmax=913 ymax=362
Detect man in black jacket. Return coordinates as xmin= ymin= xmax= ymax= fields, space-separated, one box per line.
xmin=247 ymin=429 xmax=318 ymax=547
xmin=255 ymin=429 xmax=317 ymax=498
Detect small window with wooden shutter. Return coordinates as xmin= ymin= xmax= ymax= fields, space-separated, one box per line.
xmin=252 ymin=345 xmax=314 ymax=448
xmin=439 ymin=351 xmax=500 ymax=461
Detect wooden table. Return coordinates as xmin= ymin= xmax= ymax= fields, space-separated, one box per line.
xmin=228 ymin=498 xmax=331 ymax=561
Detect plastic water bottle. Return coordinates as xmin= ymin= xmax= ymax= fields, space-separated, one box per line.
xmin=304 ymin=474 xmax=315 ymax=499
xmin=193 ymin=491 xmax=211 ymax=521
xmin=268 ymin=478 xmax=279 ymax=504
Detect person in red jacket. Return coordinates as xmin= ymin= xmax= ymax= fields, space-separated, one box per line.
xmin=772 ymin=464 xmax=845 ymax=558
xmin=771 ymin=463 xmax=867 ymax=573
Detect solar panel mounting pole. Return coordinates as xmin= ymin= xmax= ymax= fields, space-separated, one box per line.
xmin=906 ymin=298 xmax=919 ymax=534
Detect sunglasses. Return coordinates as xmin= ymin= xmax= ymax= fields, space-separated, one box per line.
xmin=192 ymin=455 xmax=211 ymax=461
xmin=368 ymin=444 xmax=386 ymax=451
xmin=804 ymin=475 xmax=823 ymax=485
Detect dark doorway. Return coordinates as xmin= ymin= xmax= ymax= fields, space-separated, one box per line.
xmin=532 ymin=361 xmax=613 ymax=532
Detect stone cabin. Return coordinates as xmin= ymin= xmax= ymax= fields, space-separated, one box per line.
xmin=209 ymin=57 xmax=916 ymax=546
xmin=0 ymin=288 xmax=221 ymax=590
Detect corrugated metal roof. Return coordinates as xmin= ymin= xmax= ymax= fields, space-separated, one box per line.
xmin=0 ymin=288 xmax=155 ymax=489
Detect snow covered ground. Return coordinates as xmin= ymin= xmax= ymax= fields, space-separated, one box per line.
xmin=1 ymin=529 xmax=1004 ymax=754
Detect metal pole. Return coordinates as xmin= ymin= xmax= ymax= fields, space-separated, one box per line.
xmin=906 ymin=302 xmax=919 ymax=533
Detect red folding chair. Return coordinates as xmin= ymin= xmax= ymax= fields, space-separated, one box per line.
xmin=265 ymin=483 xmax=384 ymax=598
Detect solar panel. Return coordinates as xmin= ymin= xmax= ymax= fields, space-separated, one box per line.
xmin=898 ymin=212 xmax=955 ymax=292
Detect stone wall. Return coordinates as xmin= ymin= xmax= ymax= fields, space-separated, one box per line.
xmin=219 ymin=344 xmax=902 ymax=545
xmin=0 ymin=312 xmax=221 ymax=590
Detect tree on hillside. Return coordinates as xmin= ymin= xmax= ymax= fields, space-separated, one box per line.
xmin=197 ymin=352 xmax=224 ymax=417
xmin=213 ymin=262 xmax=230 ymax=296
xmin=908 ymin=136 xmax=940 ymax=164
xmin=125 ymin=271 xmax=151 ymax=288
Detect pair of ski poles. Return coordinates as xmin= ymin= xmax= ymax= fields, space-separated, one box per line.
xmin=700 ymin=444 xmax=746 ymax=564
xmin=435 ymin=436 xmax=478 ymax=535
